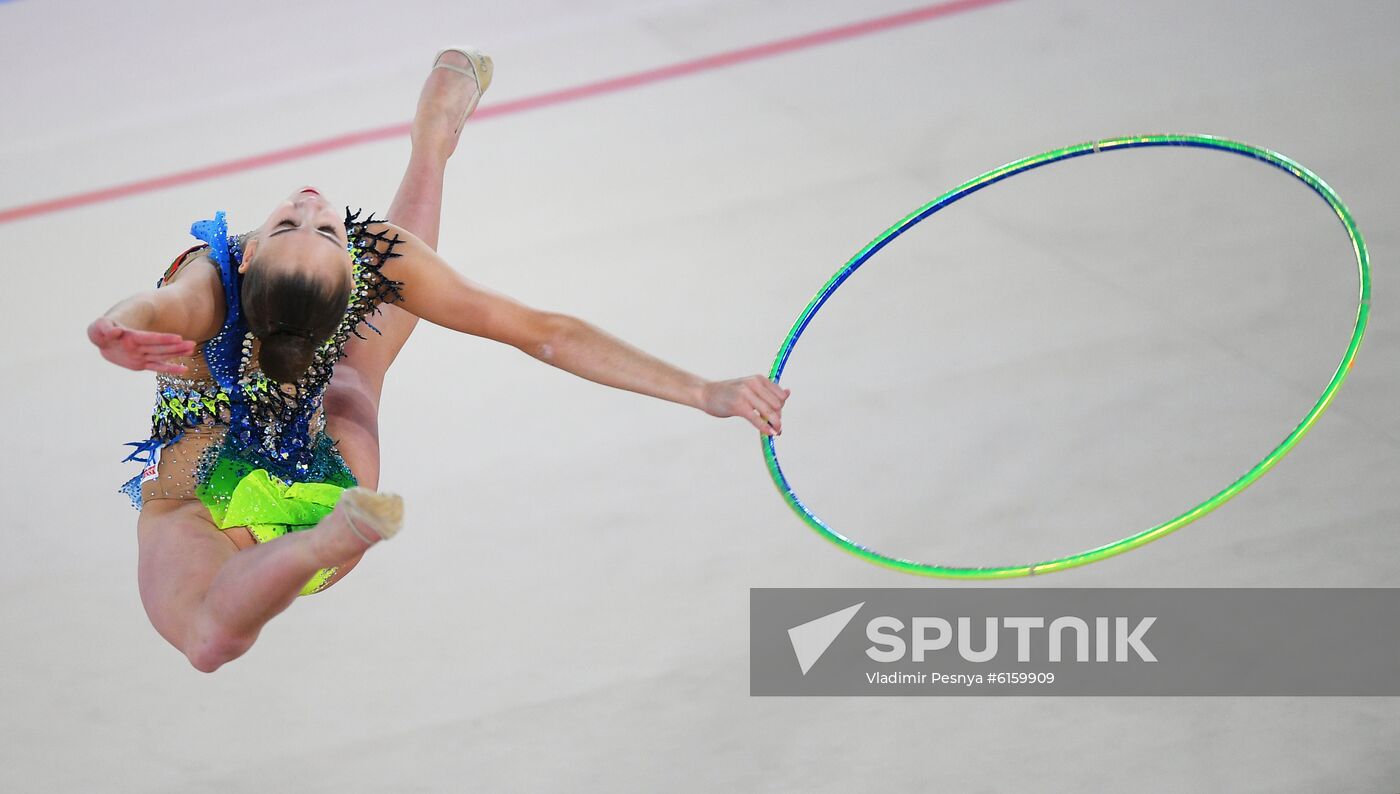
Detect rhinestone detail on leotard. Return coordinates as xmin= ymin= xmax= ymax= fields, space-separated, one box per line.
xmin=119 ymin=208 xmax=404 ymax=507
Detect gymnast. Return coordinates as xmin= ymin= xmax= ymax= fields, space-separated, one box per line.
xmin=88 ymin=48 xmax=789 ymax=673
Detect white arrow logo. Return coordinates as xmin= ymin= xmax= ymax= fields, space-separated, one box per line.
xmin=787 ymin=602 xmax=864 ymax=675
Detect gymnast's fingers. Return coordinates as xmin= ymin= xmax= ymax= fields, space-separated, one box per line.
xmin=745 ymin=399 xmax=779 ymax=435
xmin=746 ymin=382 xmax=782 ymax=415
xmin=745 ymin=385 xmax=783 ymax=433
xmin=744 ymin=407 xmax=775 ymax=435
xmin=136 ymin=340 xmax=198 ymax=356
xmin=123 ymin=328 xmax=193 ymax=347
xmin=757 ymin=376 xmax=789 ymax=405
xmin=139 ymin=349 xmax=191 ymax=367
xmin=145 ymin=359 xmax=190 ymax=376
xmin=120 ymin=335 xmax=174 ymax=355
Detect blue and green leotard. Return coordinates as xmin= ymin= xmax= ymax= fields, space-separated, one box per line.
xmin=120 ymin=210 xmax=404 ymax=594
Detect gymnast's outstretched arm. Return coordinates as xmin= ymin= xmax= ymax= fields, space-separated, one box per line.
xmin=379 ymin=225 xmax=790 ymax=435
xmin=87 ymin=256 xmax=223 ymax=374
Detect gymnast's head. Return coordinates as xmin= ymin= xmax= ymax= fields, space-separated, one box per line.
xmin=238 ymin=187 xmax=354 ymax=384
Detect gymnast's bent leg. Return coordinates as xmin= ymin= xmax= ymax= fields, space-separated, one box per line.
xmin=137 ymin=491 xmax=400 ymax=673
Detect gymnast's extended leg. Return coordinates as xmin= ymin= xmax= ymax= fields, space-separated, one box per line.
xmin=325 ymin=48 xmax=486 ymax=491
xmin=306 ymin=50 xmax=484 ymax=589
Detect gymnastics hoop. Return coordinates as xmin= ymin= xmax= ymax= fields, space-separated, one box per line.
xmin=762 ymin=134 xmax=1370 ymax=579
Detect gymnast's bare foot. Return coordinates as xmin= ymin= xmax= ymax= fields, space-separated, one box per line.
xmin=412 ymin=48 xmax=493 ymax=162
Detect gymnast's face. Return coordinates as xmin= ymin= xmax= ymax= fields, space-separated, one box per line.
xmin=239 ymin=187 xmax=351 ymax=280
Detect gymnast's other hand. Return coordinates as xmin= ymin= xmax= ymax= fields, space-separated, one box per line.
xmin=88 ymin=316 xmax=195 ymax=375
xmin=700 ymin=375 xmax=790 ymax=436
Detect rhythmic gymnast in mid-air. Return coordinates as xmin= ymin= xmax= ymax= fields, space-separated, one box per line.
xmin=89 ymin=48 xmax=790 ymax=673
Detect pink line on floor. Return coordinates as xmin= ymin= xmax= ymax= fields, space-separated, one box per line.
xmin=0 ymin=0 xmax=1013 ymax=225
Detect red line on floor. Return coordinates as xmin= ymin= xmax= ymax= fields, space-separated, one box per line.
xmin=0 ymin=0 xmax=1012 ymax=225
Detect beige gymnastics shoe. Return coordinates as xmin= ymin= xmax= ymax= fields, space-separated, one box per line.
xmin=339 ymin=487 xmax=405 ymax=545
xmin=433 ymin=46 xmax=494 ymax=135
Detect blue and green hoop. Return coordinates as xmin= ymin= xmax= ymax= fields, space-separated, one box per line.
xmin=762 ymin=134 xmax=1370 ymax=579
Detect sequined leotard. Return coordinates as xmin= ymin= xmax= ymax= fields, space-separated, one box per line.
xmin=119 ymin=210 xmax=403 ymax=592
